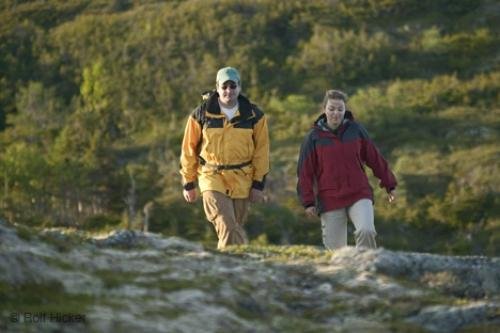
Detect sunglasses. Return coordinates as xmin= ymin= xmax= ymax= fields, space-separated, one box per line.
xmin=221 ymin=83 xmax=238 ymax=90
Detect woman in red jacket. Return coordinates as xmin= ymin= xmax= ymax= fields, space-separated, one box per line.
xmin=297 ymin=90 xmax=397 ymax=250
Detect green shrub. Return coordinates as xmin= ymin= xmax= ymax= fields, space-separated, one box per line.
xmin=81 ymin=214 xmax=122 ymax=231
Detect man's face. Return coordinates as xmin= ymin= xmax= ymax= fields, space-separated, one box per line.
xmin=216 ymin=80 xmax=240 ymax=106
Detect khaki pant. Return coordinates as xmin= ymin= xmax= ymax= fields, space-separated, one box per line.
xmin=202 ymin=190 xmax=249 ymax=249
xmin=320 ymin=199 xmax=377 ymax=250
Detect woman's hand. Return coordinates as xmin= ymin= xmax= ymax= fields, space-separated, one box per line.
xmin=388 ymin=189 xmax=396 ymax=203
xmin=305 ymin=206 xmax=318 ymax=218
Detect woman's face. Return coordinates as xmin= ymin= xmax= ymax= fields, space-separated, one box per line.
xmin=324 ymin=99 xmax=345 ymax=128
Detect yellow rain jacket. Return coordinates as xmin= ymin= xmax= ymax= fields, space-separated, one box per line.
xmin=180 ymin=93 xmax=270 ymax=198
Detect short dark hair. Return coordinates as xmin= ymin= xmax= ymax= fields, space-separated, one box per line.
xmin=322 ymin=89 xmax=348 ymax=109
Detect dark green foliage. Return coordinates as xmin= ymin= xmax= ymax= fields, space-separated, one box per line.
xmin=0 ymin=0 xmax=498 ymax=255
xmin=148 ymin=199 xmax=215 ymax=244
xmin=81 ymin=214 xmax=121 ymax=231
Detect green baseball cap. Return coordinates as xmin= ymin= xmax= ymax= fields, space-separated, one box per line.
xmin=216 ymin=67 xmax=240 ymax=85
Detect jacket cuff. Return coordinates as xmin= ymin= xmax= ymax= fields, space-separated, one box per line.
xmin=304 ymin=203 xmax=315 ymax=209
xmin=251 ymin=180 xmax=265 ymax=191
xmin=183 ymin=182 xmax=196 ymax=191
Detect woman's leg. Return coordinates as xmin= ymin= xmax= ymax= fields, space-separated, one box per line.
xmin=347 ymin=198 xmax=377 ymax=249
xmin=320 ymin=209 xmax=348 ymax=250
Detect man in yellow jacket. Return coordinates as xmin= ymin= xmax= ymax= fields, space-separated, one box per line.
xmin=180 ymin=67 xmax=270 ymax=249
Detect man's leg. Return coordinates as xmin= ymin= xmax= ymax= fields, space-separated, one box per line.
xmin=320 ymin=209 xmax=348 ymax=250
xmin=348 ymin=198 xmax=377 ymax=249
xmin=233 ymin=197 xmax=249 ymax=243
xmin=202 ymin=190 xmax=248 ymax=249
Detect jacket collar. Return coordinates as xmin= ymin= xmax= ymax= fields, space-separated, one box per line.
xmin=314 ymin=110 xmax=354 ymax=135
xmin=205 ymin=92 xmax=254 ymax=123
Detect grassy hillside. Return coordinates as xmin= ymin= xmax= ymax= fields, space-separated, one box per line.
xmin=0 ymin=0 xmax=498 ymax=255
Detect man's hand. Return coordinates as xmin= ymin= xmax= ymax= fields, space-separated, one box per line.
xmin=249 ymin=188 xmax=266 ymax=203
xmin=305 ymin=206 xmax=318 ymax=218
xmin=388 ymin=189 xmax=396 ymax=203
xmin=183 ymin=189 xmax=198 ymax=203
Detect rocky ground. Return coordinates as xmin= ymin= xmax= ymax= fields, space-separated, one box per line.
xmin=0 ymin=219 xmax=499 ymax=332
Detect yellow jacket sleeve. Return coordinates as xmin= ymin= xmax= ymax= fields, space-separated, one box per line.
xmin=251 ymin=114 xmax=270 ymax=190
xmin=180 ymin=115 xmax=202 ymax=188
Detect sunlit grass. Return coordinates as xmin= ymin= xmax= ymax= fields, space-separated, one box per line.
xmin=222 ymin=244 xmax=331 ymax=263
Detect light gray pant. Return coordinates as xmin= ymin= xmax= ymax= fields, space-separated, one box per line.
xmin=320 ymin=198 xmax=377 ymax=250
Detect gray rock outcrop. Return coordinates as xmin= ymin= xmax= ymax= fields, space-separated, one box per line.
xmin=0 ymin=220 xmax=498 ymax=332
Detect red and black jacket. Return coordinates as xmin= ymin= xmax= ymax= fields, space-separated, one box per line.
xmin=297 ymin=111 xmax=397 ymax=213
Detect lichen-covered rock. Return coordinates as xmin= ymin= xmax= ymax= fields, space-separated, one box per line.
xmin=0 ymin=219 xmax=499 ymax=333
xmin=329 ymin=247 xmax=500 ymax=298
xmin=407 ymin=302 xmax=499 ymax=333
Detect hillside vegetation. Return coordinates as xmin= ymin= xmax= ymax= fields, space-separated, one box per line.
xmin=0 ymin=0 xmax=499 ymax=255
